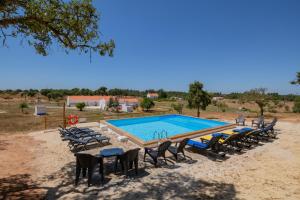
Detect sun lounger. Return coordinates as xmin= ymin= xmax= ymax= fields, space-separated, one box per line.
xmin=64 ymin=134 xmax=110 ymax=151
xmin=187 ymin=135 xmax=225 ymax=157
xmin=59 ymin=128 xmax=105 ymax=141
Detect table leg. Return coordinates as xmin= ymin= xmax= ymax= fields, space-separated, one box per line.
xmin=99 ymin=157 xmax=104 ymax=182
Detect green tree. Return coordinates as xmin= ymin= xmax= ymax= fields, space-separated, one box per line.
xmin=95 ymin=87 xmax=108 ymax=95
xmin=293 ymin=97 xmax=300 ymax=113
xmin=47 ymin=91 xmax=63 ymax=101
xmin=291 ymin=72 xmax=300 ymax=85
xmin=27 ymin=89 xmax=38 ymax=97
xmin=140 ymin=98 xmax=155 ymax=111
xmin=76 ymin=102 xmax=85 ymax=111
xmin=107 ymin=97 xmax=119 ymax=112
xmin=21 ymin=90 xmax=28 ymax=100
xmin=187 ymin=81 xmax=211 ymax=117
xmin=241 ymin=88 xmax=270 ymax=116
xmin=19 ymin=102 xmax=28 ymax=113
xmin=158 ymin=89 xmax=167 ymax=99
xmin=0 ymin=0 xmax=114 ymax=56
xmin=171 ymin=103 xmax=183 ymax=114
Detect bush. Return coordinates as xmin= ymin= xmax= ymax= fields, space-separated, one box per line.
xmin=76 ymin=102 xmax=86 ymax=111
xmin=171 ymin=103 xmax=183 ymax=114
xmin=140 ymin=98 xmax=155 ymax=111
xmin=284 ymin=105 xmax=290 ymax=112
xmin=19 ymin=102 xmax=29 ymax=113
xmin=216 ymin=102 xmax=228 ymax=112
xmin=107 ymin=97 xmax=119 ymax=112
xmin=293 ymin=98 xmax=300 ymax=113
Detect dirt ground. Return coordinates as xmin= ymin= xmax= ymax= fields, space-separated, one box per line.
xmin=0 ymin=119 xmax=300 ymax=200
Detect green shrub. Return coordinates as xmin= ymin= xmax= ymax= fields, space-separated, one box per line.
xmin=19 ymin=102 xmax=29 ymax=113
xmin=76 ymin=102 xmax=86 ymax=111
xmin=140 ymin=98 xmax=155 ymax=111
xmin=171 ymin=103 xmax=184 ymax=114
xmin=217 ymin=102 xmax=228 ymax=112
xmin=284 ymin=105 xmax=290 ymax=112
xmin=293 ymin=98 xmax=300 ymax=113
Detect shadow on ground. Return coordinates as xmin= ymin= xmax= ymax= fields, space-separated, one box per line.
xmin=37 ymin=159 xmax=236 ymax=200
xmin=0 ymin=174 xmax=47 ymax=199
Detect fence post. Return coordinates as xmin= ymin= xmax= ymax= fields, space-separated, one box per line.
xmin=44 ymin=115 xmax=47 ymax=130
xmin=63 ymin=102 xmax=66 ymax=128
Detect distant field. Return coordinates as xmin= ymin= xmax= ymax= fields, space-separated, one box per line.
xmin=0 ymin=96 xmax=299 ymax=134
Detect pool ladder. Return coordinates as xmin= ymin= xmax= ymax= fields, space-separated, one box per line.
xmin=153 ymin=130 xmax=168 ymax=141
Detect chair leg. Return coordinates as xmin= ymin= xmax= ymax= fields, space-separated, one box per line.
xmin=124 ymin=162 xmax=128 ymax=177
xmin=134 ymin=159 xmax=138 ymax=175
xmin=143 ymin=151 xmax=147 ymax=161
xmin=82 ymin=168 xmax=87 ymax=177
xmin=87 ymin=167 xmax=93 ymax=187
xmin=114 ymin=157 xmax=119 ymax=173
xmin=129 ymin=161 xmax=133 ymax=169
xmin=154 ymin=158 xmax=157 ymax=167
xmin=182 ymin=150 xmax=186 ymax=158
xmin=163 ymin=154 xmax=168 ymax=164
xmin=174 ymin=153 xmax=178 ymax=161
xmin=75 ymin=165 xmax=81 ymax=185
xmin=99 ymin=158 xmax=104 ymax=182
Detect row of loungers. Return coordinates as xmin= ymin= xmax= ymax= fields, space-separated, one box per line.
xmin=58 ymin=126 xmax=110 ymax=151
xmin=144 ymin=118 xmax=277 ymax=166
xmin=187 ymin=117 xmax=277 ymax=156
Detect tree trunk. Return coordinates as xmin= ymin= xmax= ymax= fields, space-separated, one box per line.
xmin=197 ymin=106 xmax=200 ymax=117
xmin=260 ymin=106 xmax=264 ymax=116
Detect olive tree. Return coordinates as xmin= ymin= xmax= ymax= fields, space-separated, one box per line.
xmin=241 ymin=88 xmax=270 ymax=116
xmin=0 ymin=0 xmax=114 ymax=56
xmin=140 ymin=97 xmax=155 ymax=111
xmin=76 ymin=102 xmax=85 ymax=111
xmin=187 ymin=81 xmax=211 ymax=117
xmin=171 ymin=103 xmax=183 ymax=114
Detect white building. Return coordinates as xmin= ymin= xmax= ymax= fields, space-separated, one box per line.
xmin=212 ymin=96 xmax=224 ymax=101
xmin=146 ymin=92 xmax=159 ymax=99
xmin=66 ymin=96 xmax=139 ymax=112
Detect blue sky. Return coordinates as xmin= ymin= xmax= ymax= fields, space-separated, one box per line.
xmin=0 ymin=0 xmax=299 ymax=94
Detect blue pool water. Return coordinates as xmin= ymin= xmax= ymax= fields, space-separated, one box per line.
xmin=107 ymin=115 xmax=228 ymax=142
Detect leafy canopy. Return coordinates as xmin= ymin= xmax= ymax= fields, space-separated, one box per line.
xmin=291 ymin=72 xmax=300 ymax=85
xmin=241 ymin=88 xmax=270 ymax=116
xmin=187 ymin=81 xmax=211 ymax=117
xmin=293 ymin=97 xmax=300 ymax=113
xmin=171 ymin=103 xmax=183 ymax=114
xmin=0 ymin=0 xmax=114 ymax=56
xmin=140 ymin=97 xmax=155 ymax=111
xmin=19 ymin=102 xmax=29 ymax=113
xmin=76 ymin=102 xmax=85 ymax=111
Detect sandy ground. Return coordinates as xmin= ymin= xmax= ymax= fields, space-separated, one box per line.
xmin=0 ymin=120 xmax=300 ymax=200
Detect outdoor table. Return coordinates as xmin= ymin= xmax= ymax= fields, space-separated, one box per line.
xmin=78 ymin=147 xmax=124 ymax=182
xmin=99 ymin=147 xmax=124 ymax=157
xmin=98 ymin=147 xmax=124 ymax=179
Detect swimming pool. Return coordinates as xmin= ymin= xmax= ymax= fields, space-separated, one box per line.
xmin=106 ymin=115 xmax=234 ymax=146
